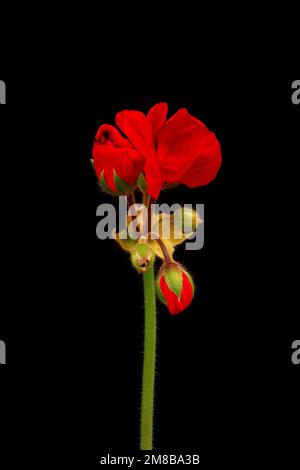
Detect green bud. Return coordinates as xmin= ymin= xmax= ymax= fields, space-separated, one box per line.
xmin=156 ymin=262 xmax=195 ymax=315
xmin=174 ymin=207 xmax=202 ymax=234
xmin=163 ymin=265 xmax=184 ymax=298
xmin=131 ymin=242 xmax=154 ymax=273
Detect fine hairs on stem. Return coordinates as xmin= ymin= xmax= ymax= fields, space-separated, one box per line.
xmin=140 ymin=263 xmax=156 ymax=450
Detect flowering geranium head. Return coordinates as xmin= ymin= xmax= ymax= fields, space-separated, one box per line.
xmin=92 ymin=103 xmax=221 ymax=200
xmin=156 ymin=262 xmax=195 ymax=315
xmin=115 ymin=103 xmax=222 ymax=199
xmin=92 ymin=103 xmax=221 ymax=314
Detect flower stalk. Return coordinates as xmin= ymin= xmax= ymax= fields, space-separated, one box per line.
xmin=140 ymin=263 xmax=157 ymax=450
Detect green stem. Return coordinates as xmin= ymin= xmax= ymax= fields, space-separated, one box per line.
xmin=140 ymin=263 xmax=156 ymax=450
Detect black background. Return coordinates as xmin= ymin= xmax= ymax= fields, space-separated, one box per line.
xmin=0 ymin=75 xmax=299 ymax=466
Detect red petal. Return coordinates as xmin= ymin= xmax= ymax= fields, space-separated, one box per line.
xmin=143 ymin=158 xmax=163 ymax=200
xmin=160 ymin=271 xmax=193 ymax=315
xmin=116 ymin=110 xmax=163 ymax=199
xmin=93 ymin=124 xmax=144 ymax=191
xmin=156 ymin=109 xmax=222 ymax=186
xmin=95 ymin=124 xmax=132 ymax=148
xmin=147 ymin=103 xmax=168 ymax=136
xmin=180 ymin=271 xmax=194 ymax=311
xmin=115 ymin=110 xmax=154 ymax=157
xmin=180 ymin=134 xmax=222 ymax=187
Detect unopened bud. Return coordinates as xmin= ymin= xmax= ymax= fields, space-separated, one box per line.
xmin=174 ymin=207 xmax=202 ymax=235
xmin=131 ymin=242 xmax=154 ymax=272
xmin=156 ymin=263 xmax=195 ymax=315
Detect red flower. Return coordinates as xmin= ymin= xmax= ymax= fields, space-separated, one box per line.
xmin=92 ymin=124 xmax=145 ymax=194
xmin=93 ymin=103 xmax=221 ymax=199
xmin=116 ymin=103 xmax=222 ymax=199
xmin=157 ymin=263 xmax=195 ymax=315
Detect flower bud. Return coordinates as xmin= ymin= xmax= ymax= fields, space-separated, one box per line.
xmin=173 ymin=207 xmax=202 ymax=235
xmin=131 ymin=242 xmax=154 ymax=272
xmin=156 ymin=263 xmax=195 ymax=315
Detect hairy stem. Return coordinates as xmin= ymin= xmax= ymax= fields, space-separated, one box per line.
xmin=140 ymin=263 xmax=157 ymax=450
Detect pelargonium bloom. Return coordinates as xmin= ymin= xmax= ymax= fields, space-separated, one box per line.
xmin=116 ymin=103 xmax=222 ymax=199
xmin=156 ymin=263 xmax=195 ymax=315
xmin=92 ymin=103 xmax=222 ymax=199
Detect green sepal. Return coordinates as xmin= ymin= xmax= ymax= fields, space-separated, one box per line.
xmin=183 ymin=269 xmax=195 ymax=296
xmin=164 ymin=267 xmax=183 ymax=299
xmin=131 ymin=251 xmax=142 ymax=271
xmin=131 ymin=242 xmax=154 ymax=273
xmin=131 ymin=250 xmax=154 ymax=273
xmin=136 ymin=243 xmax=149 ymax=259
xmin=137 ymin=173 xmax=147 ymax=192
xmin=99 ymin=171 xmax=118 ymax=196
xmin=113 ymin=170 xmax=133 ymax=194
xmin=114 ymin=229 xmax=138 ymax=252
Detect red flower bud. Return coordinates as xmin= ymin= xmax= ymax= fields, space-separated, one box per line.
xmin=92 ymin=124 xmax=145 ymax=194
xmin=156 ymin=264 xmax=195 ymax=315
